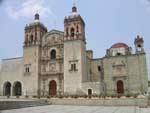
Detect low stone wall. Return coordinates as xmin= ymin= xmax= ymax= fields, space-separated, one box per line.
xmin=48 ymin=98 xmax=149 ymax=107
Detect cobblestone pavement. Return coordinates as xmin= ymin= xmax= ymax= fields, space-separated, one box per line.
xmin=1 ymin=105 xmax=150 ymax=113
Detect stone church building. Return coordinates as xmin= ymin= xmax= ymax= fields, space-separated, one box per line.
xmin=0 ymin=6 xmax=148 ymax=96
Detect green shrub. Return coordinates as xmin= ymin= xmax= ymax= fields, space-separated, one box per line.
xmin=92 ymin=94 xmax=99 ymax=98
xmin=32 ymin=95 xmax=37 ymax=98
xmin=125 ymin=94 xmax=131 ymax=98
xmin=63 ymin=94 xmax=69 ymax=98
xmin=25 ymin=95 xmax=28 ymax=98
xmin=47 ymin=95 xmax=50 ymax=98
xmin=16 ymin=96 xmax=20 ymax=98
xmin=58 ymin=95 xmax=63 ymax=99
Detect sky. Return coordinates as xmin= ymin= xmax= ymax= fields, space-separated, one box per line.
xmin=0 ymin=0 xmax=150 ymax=74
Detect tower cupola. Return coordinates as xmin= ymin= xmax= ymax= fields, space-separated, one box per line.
xmin=72 ymin=5 xmax=77 ymax=12
xmin=34 ymin=13 xmax=40 ymax=20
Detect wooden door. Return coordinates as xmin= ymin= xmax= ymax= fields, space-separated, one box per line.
xmin=117 ymin=80 xmax=124 ymax=94
xmin=49 ymin=80 xmax=57 ymax=95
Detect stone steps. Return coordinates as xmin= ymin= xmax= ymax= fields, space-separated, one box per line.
xmin=0 ymin=100 xmax=50 ymax=110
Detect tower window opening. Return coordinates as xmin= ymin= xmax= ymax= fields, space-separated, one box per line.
xmin=66 ymin=28 xmax=69 ymax=37
xmin=71 ymin=64 xmax=74 ymax=71
xmin=35 ymin=32 xmax=37 ymax=41
xmin=25 ymin=36 xmax=28 ymax=44
xmin=50 ymin=49 xmax=56 ymax=59
xmin=70 ymin=63 xmax=77 ymax=71
xmin=98 ymin=66 xmax=101 ymax=71
xmin=71 ymin=28 xmax=75 ymax=37
xmin=138 ymin=44 xmax=141 ymax=48
xmin=25 ymin=67 xmax=30 ymax=73
xmin=76 ymin=26 xmax=79 ymax=33
xmin=117 ymin=53 xmax=122 ymax=56
xmin=30 ymin=35 xmax=33 ymax=42
xmin=73 ymin=64 xmax=77 ymax=71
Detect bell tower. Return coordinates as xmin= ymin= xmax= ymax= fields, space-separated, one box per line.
xmin=64 ymin=5 xmax=85 ymax=42
xmin=134 ymin=35 xmax=145 ymax=54
xmin=23 ymin=14 xmax=47 ymax=96
xmin=64 ymin=5 xmax=87 ymax=94
xmin=24 ymin=13 xmax=47 ymax=46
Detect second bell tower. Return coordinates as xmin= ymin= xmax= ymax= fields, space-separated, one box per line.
xmin=23 ymin=14 xmax=47 ymax=95
xmin=64 ymin=5 xmax=87 ymax=94
xmin=64 ymin=5 xmax=85 ymax=42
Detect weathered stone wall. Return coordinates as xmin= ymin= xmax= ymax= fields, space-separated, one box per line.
xmin=90 ymin=59 xmax=103 ymax=82
xmin=0 ymin=58 xmax=23 ymax=96
xmin=48 ymin=98 xmax=148 ymax=107
xmin=23 ymin=46 xmax=40 ymax=96
xmin=103 ymin=53 xmax=148 ymax=94
xmin=64 ymin=40 xmax=87 ymax=94
xmin=82 ymin=82 xmax=101 ymax=94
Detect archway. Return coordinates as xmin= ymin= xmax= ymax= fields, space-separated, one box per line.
xmin=71 ymin=27 xmax=75 ymax=37
xmin=3 ymin=82 xmax=11 ymax=96
xmin=49 ymin=80 xmax=57 ymax=96
xmin=88 ymin=89 xmax=92 ymax=96
xmin=13 ymin=82 xmax=22 ymax=96
xmin=117 ymin=80 xmax=124 ymax=94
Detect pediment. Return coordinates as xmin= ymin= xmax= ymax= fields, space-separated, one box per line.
xmin=112 ymin=60 xmax=125 ymax=67
xmin=42 ymin=30 xmax=64 ymax=46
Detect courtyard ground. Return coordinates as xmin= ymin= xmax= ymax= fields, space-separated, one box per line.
xmin=1 ymin=105 xmax=150 ymax=113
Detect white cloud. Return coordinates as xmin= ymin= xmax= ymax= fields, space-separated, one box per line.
xmin=140 ymin=0 xmax=150 ymax=12
xmin=7 ymin=0 xmax=53 ymax=19
xmin=140 ymin=0 xmax=150 ymax=5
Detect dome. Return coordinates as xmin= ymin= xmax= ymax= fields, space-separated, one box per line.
xmin=111 ymin=42 xmax=129 ymax=49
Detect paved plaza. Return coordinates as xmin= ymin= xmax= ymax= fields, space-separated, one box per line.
xmin=1 ymin=105 xmax=150 ymax=113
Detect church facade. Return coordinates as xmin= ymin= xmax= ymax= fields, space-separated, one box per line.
xmin=0 ymin=6 xmax=148 ymax=96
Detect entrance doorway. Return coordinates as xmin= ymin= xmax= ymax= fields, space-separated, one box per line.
xmin=13 ymin=82 xmax=22 ymax=96
xmin=4 ymin=82 xmax=11 ymax=96
xmin=88 ymin=89 xmax=92 ymax=96
xmin=49 ymin=80 xmax=57 ymax=96
xmin=117 ymin=80 xmax=124 ymax=94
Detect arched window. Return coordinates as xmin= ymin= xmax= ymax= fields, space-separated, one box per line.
xmin=66 ymin=28 xmax=69 ymax=37
xmin=30 ymin=35 xmax=33 ymax=42
xmin=97 ymin=66 xmax=101 ymax=71
xmin=116 ymin=52 xmax=122 ymax=56
xmin=138 ymin=44 xmax=141 ymax=48
xmin=50 ymin=49 xmax=56 ymax=59
xmin=137 ymin=44 xmax=142 ymax=51
xmin=71 ymin=27 xmax=75 ymax=37
xmin=3 ymin=82 xmax=11 ymax=96
xmin=35 ymin=32 xmax=37 ymax=42
xmin=13 ymin=81 xmax=22 ymax=96
xmin=76 ymin=25 xmax=79 ymax=33
xmin=25 ymin=34 xmax=28 ymax=42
